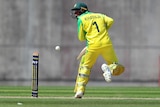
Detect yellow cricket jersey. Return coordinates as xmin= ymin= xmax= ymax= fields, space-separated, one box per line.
xmin=77 ymin=11 xmax=114 ymax=49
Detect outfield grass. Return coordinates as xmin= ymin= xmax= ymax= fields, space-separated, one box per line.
xmin=0 ymin=86 xmax=160 ymax=107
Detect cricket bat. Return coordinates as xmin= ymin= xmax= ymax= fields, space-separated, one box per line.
xmin=77 ymin=47 xmax=87 ymax=60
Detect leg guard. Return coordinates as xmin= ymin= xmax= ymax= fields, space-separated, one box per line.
xmin=109 ymin=63 xmax=125 ymax=76
xmin=74 ymin=66 xmax=90 ymax=94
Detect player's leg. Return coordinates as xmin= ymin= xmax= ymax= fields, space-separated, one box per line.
xmin=74 ymin=50 xmax=98 ymax=98
xmin=101 ymin=46 xmax=125 ymax=77
xmin=74 ymin=55 xmax=86 ymax=94
xmin=109 ymin=63 xmax=125 ymax=76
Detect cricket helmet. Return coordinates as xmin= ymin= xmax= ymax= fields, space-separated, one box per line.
xmin=70 ymin=2 xmax=88 ymax=18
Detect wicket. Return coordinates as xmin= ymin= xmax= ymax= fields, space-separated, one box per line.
xmin=32 ymin=51 xmax=39 ymax=97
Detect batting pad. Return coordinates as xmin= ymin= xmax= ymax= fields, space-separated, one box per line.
xmin=109 ymin=63 xmax=125 ymax=76
xmin=74 ymin=66 xmax=90 ymax=93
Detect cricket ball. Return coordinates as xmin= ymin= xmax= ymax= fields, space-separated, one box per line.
xmin=55 ymin=46 xmax=60 ymax=51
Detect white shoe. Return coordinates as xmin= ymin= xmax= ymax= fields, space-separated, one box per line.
xmin=101 ymin=64 xmax=112 ymax=82
xmin=74 ymin=92 xmax=83 ymax=98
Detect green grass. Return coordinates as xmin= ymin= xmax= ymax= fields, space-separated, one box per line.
xmin=0 ymin=86 xmax=160 ymax=107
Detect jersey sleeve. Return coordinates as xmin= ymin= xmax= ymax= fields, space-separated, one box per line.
xmin=103 ymin=14 xmax=114 ymax=30
xmin=77 ymin=18 xmax=86 ymax=41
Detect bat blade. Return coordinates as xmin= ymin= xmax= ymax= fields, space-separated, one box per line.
xmin=77 ymin=47 xmax=87 ymax=60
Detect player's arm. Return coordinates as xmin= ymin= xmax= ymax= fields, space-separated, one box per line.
xmin=77 ymin=18 xmax=86 ymax=41
xmin=103 ymin=14 xmax=114 ymax=30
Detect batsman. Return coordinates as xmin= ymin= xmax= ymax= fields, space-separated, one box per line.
xmin=70 ymin=2 xmax=125 ymax=98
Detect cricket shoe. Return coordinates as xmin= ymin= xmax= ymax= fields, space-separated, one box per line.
xmin=101 ymin=64 xmax=112 ymax=82
xmin=74 ymin=92 xmax=83 ymax=99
